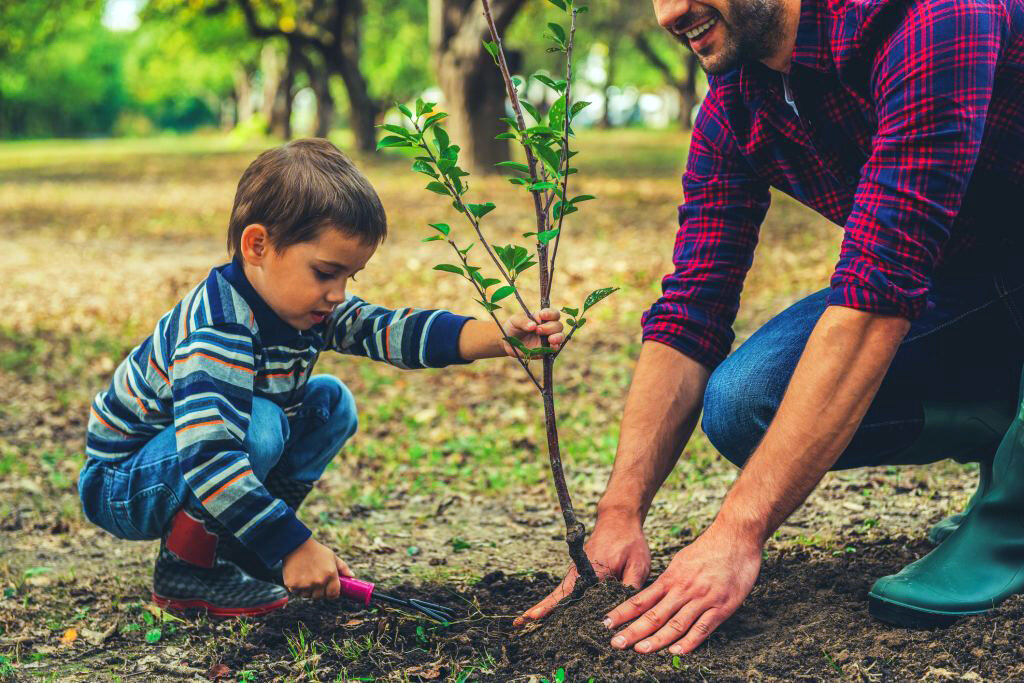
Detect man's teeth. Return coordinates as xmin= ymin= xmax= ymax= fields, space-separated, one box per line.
xmin=686 ymin=17 xmax=717 ymax=39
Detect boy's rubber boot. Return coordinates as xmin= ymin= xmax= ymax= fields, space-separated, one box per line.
xmin=152 ymin=506 xmax=289 ymax=617
xmin=220 ymin=470 xmax=316 ymax=585
xmin=868 ymin=380 xmax=1024 ymax=628
xmin=891 ymin=401 xmax=1011 ymax=544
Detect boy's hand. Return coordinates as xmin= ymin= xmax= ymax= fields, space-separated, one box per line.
xmin=503 ymin=308 xmax=564 ymax=357
xmin=282 ymin=537 xmax=355 ymax=600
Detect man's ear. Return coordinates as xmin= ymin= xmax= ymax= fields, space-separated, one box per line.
xmin=240 ymin=224 xmax=270 ymax=265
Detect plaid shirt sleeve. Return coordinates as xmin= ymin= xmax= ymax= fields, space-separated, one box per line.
xmin=642 ymin=87 xmax=772 ymax=370
xmin=828 ymin=0 xmax=1005 ymax=319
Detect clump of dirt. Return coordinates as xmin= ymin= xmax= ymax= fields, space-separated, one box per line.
xmin=210 ymin=540 xmax=1024 ymax=682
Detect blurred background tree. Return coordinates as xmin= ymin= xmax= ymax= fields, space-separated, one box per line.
xmin=0 ymin=0 xmax=706 ymax=147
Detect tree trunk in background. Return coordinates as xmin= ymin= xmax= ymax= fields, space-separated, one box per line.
xmin=429 ymin=0 xmax=525 ymax=174
xmin=633 ymin=33 xmax=700 ymax=131
xmin=679 ymin=53 xmax=699 ymax=128
xmin=601 ymin=41 xmax=616 ymax=128
xmin=293 ymin=47 xmax=335 ymax=139
xmin=233 ymin=64 xmax=254 ymax=125
xmin=267 ymin=46 xmax=297 ymax=139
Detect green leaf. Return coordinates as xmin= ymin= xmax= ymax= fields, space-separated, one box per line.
xmin=411 ymin=160 xmax=437 ymax=177
xmin=512 ymin=76 xmax=523 ymax=88
xmin=483 ymin=40 xmax=500 ymax=62
xmin=398 ymin=103 xmax=413 ymax=119
xmin=548 ymin=95 xmax=567 ymax=131
xmin=571 ymin=194 xmax=596 ymax=204
xmin=376 ymin=135 xmax=410 ymax=150
xmin=521 ymin=100 xmax=542 ymax=123
xmin=537 ymin=228 xmax=560 ymax=244
xmin=379 ymin=124 xmax=411 ymax=137
xmin=480 ymin=278 xmax=502 ymax=288
xmin=459 ymin=242 xmax=475 ymax=255
xmin=425 ymin=181 xmax=451 ymax=196
xmin=535 ymin=145 xmax=562 ymax=173
xmin=570 ymin=101 xmax=591 ymax=119
xmin=547 ymin=22 xmax=567 ymax=45
xmin=496 ymin=132 xmax=517 ymax=140
xmin=516 ymin=259 xmax=537 ymax=274
xmin=548 ymin=0 xmax=567 ymax=10
xmin=508 ymin=177 xmax=530 ymax=186
xmin=496 ymin=161 xmax=530 ymax=173
xmin=505 ymin=336 xmax=531 ymax=355
xmin=467 ymin=202 xmax=496 ymax=218
xmin=428 ymin=222 xmax=450 ymax=236
xmin=145 ymin=628 xmax=162 ymax=644
xmin=491 ymin=285 xmax=516 ymax=302
xmin=422 ymin=112 xmax=449 ymax=131
xmin=433 ymin=126 xmax=450 ymax=151
xmin=530 ymin=181 xmax=558 ymax=191
xmin=433 ymin=264 xmax=464 ymax=276
xmin=415 ymin=97 xmax=427 ymax=117
xmin=561 ymin=306 xmax=579 ymax=316
xmin=421 ymin=235 xmax=443 ymax=242
xmin=526 ymin=125 xmax=560 ymax=137
xmin=476 ymin=299 xmax=501 ymax=312
xmin=583 ymin=287 xmax=619 ymax=311
xmin=534 ymin=74 xmax=566 ymax=92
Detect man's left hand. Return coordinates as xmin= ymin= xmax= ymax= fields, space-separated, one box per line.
xmin=603 ymin=523 xmax=762 ymax=655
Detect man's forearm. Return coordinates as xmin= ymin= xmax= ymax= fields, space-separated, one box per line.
xmin=598 ymin=341 xmax=711 ymax=523
xmin=715 ymin=306 xmax=910 ymax=542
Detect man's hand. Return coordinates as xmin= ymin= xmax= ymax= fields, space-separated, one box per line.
xmin=515 ymin=513 xmax=651 ymax=626
xmin=282 ymin=537 xmax=355 ymax=600
xmin=503 ymin=308 xmax=564 ymax=357
xmin=605 ymin=523 xmax=761 ymax=654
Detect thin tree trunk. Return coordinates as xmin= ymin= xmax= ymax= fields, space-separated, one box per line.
xmin=601 ymin=41 xmax=616 ymax=128
xmin=633 ymin=32 xmax=700 ymax=131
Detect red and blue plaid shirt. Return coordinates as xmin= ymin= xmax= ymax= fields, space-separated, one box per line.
xmin=642 ymin=0 xmax=1024 ymax=370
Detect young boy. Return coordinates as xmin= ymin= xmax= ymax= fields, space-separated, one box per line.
xmin=78 ymin=138 xmax=563 ymax=617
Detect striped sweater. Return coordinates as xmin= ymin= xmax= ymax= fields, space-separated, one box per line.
xmin=86 ymin=261 xmax=470 ymax=566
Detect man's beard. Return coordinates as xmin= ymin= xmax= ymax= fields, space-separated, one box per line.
xmin=681 ymin=0 xmax=785 ymax=75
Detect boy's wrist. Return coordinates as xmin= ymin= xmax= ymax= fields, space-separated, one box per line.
xmin=458 ymin=319 xmax=506 ymax=361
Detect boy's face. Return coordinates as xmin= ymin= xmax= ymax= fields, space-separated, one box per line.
xmin=242 ymin=225 xmax=377 ymax=330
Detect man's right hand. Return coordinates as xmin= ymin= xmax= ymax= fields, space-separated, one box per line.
xmin=515 ymin=513 xmax=651 ymax=626
xmin=282 ymin=537 xmax=354 ymax=600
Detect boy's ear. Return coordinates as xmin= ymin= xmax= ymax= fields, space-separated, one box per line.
xmin=240 ymin=224 xmax=271 ymax=265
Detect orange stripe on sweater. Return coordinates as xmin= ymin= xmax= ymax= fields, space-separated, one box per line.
xmin=149 ymin=357 xmax=169 ymax=384
xmin=124 ymin=376 xmax=149 ymax=415
xmin=175 ymin=419 xmax=223 ymax=434
xmin=202 ymin=469 xmax=253 ymax=505
xmin=171 ymin=351 xmax=254 ymax=375
xmin=90 ymin=407 xmax=130 ymax=436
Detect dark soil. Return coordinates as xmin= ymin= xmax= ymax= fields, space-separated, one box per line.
xmin=209 ymin=537 xmax=1024 ymax=682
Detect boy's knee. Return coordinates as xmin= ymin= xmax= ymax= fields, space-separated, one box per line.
xmin=245 ymin=398 xmax=290 ymax=478
xmin=702 ymin=356 xmax=778 ymax=468
xmin=310 ymin=375 xmax=358 ymax=439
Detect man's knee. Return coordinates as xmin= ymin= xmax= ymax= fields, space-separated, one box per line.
xmin=245 ymin=397 xmax=290 ymax=479
xmin=701 ymin=357 xmax=778 ymax=468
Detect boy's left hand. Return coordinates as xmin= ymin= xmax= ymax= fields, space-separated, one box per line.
xmin=503 ymin=308 xmax=564 ymax=357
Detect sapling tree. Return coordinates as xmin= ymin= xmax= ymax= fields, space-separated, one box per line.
xmin=378 ymin=0 xmax=611 ymax=588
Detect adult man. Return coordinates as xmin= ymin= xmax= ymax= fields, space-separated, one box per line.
xmin=519 ymin=0 xmax=1024 ymax=656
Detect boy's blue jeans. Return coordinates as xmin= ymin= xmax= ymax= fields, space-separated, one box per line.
xmin=79 ymin=375 xmax=357 ymax=541
xmin=702 ymin=268 xmax=1024 ymax=470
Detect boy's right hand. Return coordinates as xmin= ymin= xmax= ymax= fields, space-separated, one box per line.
xmin=282 ymin=537 xmax=355 ymax=600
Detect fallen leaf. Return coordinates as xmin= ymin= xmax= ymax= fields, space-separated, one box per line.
xmin=206 ymin=663 xmax=232 ymax=680
xmin=343 ymin=619 xmax=365 ymax=627
xmin=59 ymin=628 xmax=77 ymax=646
xmin=403 ymin=664 xmax=442 ymax=679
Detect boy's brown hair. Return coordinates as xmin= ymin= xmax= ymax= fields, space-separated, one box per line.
xmin=227 ymin=138 xmax=387 ymax=257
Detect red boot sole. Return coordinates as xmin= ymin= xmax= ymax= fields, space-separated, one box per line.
xmin=151 ymin=591 xmax=288 ymax=618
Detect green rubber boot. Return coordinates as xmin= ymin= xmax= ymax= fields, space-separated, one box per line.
xmin=892 ymin=401 xmax=1009 ymax=544
xmin=869 ymin=376 xmax=1024 ymax=628
xmin=927 ymin=461 xmax=991 ymax=545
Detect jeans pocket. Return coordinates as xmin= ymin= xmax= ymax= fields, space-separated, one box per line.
xmin=110 ymin=482 xmax=179 ymax=541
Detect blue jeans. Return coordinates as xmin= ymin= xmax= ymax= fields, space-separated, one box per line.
xmin=702 ymin=268 xmax=1024 ymax=470
xmin=79 ymin=375 xmax=358 ymax=540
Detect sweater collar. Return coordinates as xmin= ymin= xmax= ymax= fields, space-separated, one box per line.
xmin=219 ymin=260 xmax=304 ymax=344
